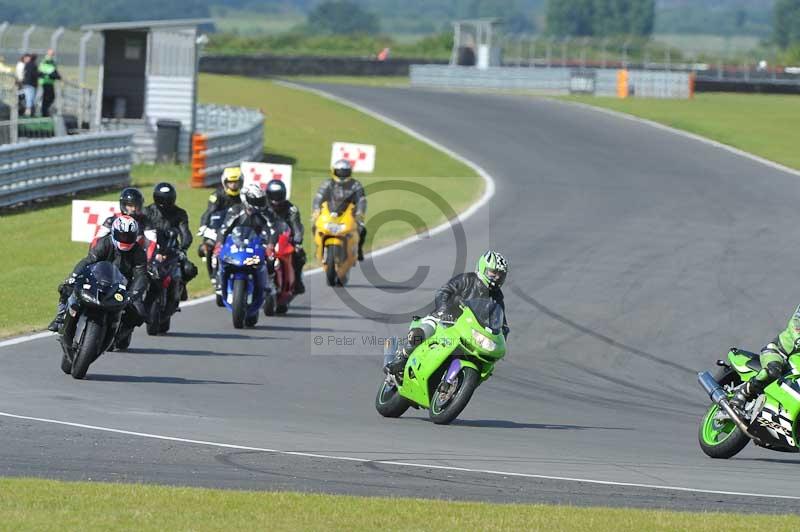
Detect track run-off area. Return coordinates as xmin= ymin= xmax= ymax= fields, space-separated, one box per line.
xmin=3 ymin=83 xmax=800 ymax=514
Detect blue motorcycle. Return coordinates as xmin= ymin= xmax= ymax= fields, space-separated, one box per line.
xmin=217 ymin=226 xmax=267 ymax=328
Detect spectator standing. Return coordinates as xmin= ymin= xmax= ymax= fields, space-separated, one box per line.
xmin=38 ymin=49 xmax=61 ymax=117
xmin=21 ymin=54 xmax=38 ymax=116
xmin=15 ymin=54 xmax=27 ymax=86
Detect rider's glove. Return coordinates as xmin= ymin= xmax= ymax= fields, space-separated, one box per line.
xmin=178 ymin=250 xmax=187 ymax=261
xmin=196 ymin=225 xmax=207 ymax=236
xmin=66 ymin=274 xmax=77 ymax=285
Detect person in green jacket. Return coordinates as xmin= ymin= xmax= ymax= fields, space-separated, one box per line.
xmin=38 ymin=49 xmax=61 ymax=117
xmin=730 ymin=306 xmax=800 ymax=410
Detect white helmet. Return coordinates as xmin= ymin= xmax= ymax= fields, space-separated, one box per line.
xmin=240 ymin=183 xmax=267 ymax=212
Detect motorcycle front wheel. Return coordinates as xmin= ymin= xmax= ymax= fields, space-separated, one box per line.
xmin=429 ymin=366 xmax=480 ymax=425
xmin=71 ymin=318 xmax=104 ymax=380
xmin=232 ymin=278 xmax=247 ymax=329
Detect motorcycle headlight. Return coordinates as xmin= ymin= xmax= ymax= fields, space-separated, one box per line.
xmin=79 ymin=289 xmax=100 ymax=305
xmin=471 ymin=329 xmax=496 ymax=351
xmin=326 ymin=222 xmax=346 ymax=234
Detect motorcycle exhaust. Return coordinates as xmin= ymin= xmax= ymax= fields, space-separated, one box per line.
xmin=697 ymin=371 xmax=759 ymax=442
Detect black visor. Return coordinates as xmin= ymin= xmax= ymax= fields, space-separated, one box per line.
xmin=113 ymin=228 xmax=138 ymax=244
xmin=248 ymin=195 xmax=267 ymax=209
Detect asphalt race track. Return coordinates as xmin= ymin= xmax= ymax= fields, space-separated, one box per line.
xmin=3 ymin=84 xmax=800 ymax=513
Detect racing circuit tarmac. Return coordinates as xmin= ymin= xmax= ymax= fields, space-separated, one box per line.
xmin=3 ymin=84 xmax=800 ymax=513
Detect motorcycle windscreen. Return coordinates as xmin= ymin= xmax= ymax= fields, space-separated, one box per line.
xmin=85 ymin=261 xmax=129 ymax=288
xmin=229 ymin=226 xmax=261 ymax=247
xmin=464 ymin=298 xmax=504 ymax=333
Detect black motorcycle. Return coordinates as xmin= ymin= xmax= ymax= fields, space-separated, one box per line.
xmin=59 ymin=261 xmax=130 ymax=379
xmin=144 ymin=229 xmax=183 ymax=336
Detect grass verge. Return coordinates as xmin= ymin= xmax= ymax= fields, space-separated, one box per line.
xmin=559 ymin=93 xmax=800 ymax=171
xmin=1 ymin=477 xmax=798 ymax=531
xmin=0 ymin=73 xmax=480 ymax=337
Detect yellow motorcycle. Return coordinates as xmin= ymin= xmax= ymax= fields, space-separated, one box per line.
xmin=313 ymin=202 xmax=360 ymax=286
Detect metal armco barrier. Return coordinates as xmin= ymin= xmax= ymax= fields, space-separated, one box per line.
xmin=410 ymin=65 xmax=693 ymax=99
xmin=192 ymin=104 xmax=264 ymax=187
xmin=0 ymin=131 xmax=132 ymax=208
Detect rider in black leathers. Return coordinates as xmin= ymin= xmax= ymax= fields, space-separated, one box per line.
xmin=265 ymin=179 xmax=306 ymax=294
xmin=385 ymin=251 xmax=510 ymax=377
xmin=312 ymin=159 xmax=367 ymax=261
xmin=214 ymin=184 xmax=278 ymax=306
xmin=144 ymin=182 xmax=197 ymax=299
xmin=92 ymin=187 xmax=155 ymax=257
xmin=197 ymin=167 xmax=243 ymax=258
xmin=48 ymin=217 xmax=148 ymax=333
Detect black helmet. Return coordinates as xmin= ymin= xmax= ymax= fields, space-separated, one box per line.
xmin=119 ymin=187 xmax=144 ymax=216
xmin=265 ymin=179 xmax=287 ymax=209
xmin=153 ymin=182 xmax=176 ymax=208
xmin=332 ymin=159 xmax=353 ymax=182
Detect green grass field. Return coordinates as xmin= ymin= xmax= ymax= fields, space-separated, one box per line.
xmin=0 ymin=74 xmax=479 ymax=337
xmin=0 ymin=477 xmax=797 ymax=531
xmin=560 ymin=93 xmax=800 ymax=171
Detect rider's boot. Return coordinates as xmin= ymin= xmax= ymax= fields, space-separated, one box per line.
xmin=294 ymin=275 xmax=305 ymax=295
xmin=729 ymin=379 xmax=765 ymax=412
xmin=47 ymin=302 xmax=67 ymax=333
xmin=384 ymin=346 xmax=411 ymax=377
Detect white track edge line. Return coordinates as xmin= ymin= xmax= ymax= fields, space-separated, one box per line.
xmin=1 ymin=410 xmax=798 ymax=501
xmin=0 ymin=82 xmax=494 ymax=349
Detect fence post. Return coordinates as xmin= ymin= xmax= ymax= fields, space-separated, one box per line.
xmin=0 ymin=22 xmax=8 ymax=50
xmin=622 ymin=37 xmax=631 ymax=69
xmin=545 ymin=38 xmax=553 ymax=68
xmin=50 ymin=26 xmax=64 ymax=52
xmin=21 ymin=25 xmax=36 ymax=53
xmin=601 ymin=37 xmax=608 ymax=69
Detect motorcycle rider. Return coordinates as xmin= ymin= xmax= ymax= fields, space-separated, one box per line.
xmin=311 ymin=159 xmax=367 ymax=261
xmin=214 ymin=183 xmax=279 ymax=304
xmin=48 ymin=216 xmax=148 ymax=333
xmin=144 ymin=182 xmax=197 ymax=301
xmin=91 ymin=187 xmax=156 ymax=257
xmin=730 ymin=306 xmax=800 ymax=411
xmin=385 ymin=251 xmax=510 ymax=377
xmin=265 ymin=179 xmax=306 ymax=295
xmin=197 ymin=167 xmax=243 ymax=259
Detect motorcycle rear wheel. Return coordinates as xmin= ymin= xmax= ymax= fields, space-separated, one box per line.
xmin=71 ymin=319 xmax=104 ymax=380
xmin=375 ymin=380 xmax=412 ymax=418
xmin=698 ymin=367 xmax=750 ymax=459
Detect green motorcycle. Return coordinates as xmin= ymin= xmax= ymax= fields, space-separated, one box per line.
xmin=375 ymin=298 xmax=506 ymax=425
xmin=697 ymin=348 xmax=800 ymax=458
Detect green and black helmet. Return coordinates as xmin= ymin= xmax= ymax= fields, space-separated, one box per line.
xmin=476 ymin=250 xmax=508 ymax=289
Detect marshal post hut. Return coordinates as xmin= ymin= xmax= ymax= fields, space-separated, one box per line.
xmin=80 ymin=18 xmax=211 ymax=163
